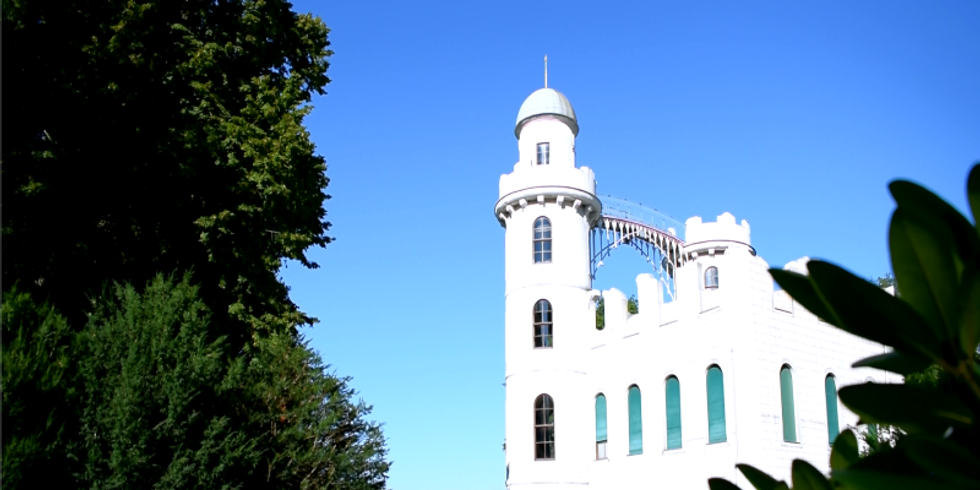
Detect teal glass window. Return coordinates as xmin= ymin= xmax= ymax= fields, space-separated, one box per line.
xmin=595 ymin=394 xmax=608 ymax=459
xmin=706 ymin=366 xmax=726 ymax=444
xmin=825 ymin=375 xmax=840 ymax=445
xmin=628 ymin=386 xmax=643 ymax=455
xmin=534 ymin=394 xmax=555 ymax=460
xmin=781 ymin=365 xmax=797 ymax=442
xmin=665 ymin=376 xmax=682 ymax=450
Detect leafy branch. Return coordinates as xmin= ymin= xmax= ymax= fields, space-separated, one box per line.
xmin=710 ymin=163 xmax=980 ymax=490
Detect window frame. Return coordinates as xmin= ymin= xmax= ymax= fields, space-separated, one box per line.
xmin=595 ymin=393 xmax=608 ymax=460
xmin=536 ymin=142 xmax=550 ymax=165
xmin=533 ymin=217 xmax=552 ymax=264
xmin=780 ymin=364 xmax=798 ymax=443
xmin=534 ymin=394 xmax=556 ymax=460
xmin=628 ymin=385 xmax=643 ymax=455
xmin=665 ymin=376 xmax=682 ymax=450
xmin=704 ymin=266 xmax=719 ymax=289
xmin=825 ymin=374 xmax=840 ymax=446
xmin=706 ymin=365 xmax=727 ymax=444
xmin=533 ymin=299 xmax=553 ymax=348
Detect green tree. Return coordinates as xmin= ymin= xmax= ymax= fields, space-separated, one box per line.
xmin=2 ymin=0 xmax=332 ymax=341
xmin=73 ymin=274 xmax=257 ymax=488
xmin=709 ymin=163 xmax=980 ymax=490
xmin=874 ymin=273 xmax=896 ymax=289
xmin=2 ymin=275 xmax=390 ymax=489
xmin=2 ymin=0 xmax=392 ymax=487
xmin=1 ymin=288 xmax=80 ymax=488
xmin=595 ymin=295 xmax=638 ymax=330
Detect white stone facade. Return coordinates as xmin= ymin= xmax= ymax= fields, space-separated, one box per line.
xmin=496 ymin=88 xmax=900 ymax=489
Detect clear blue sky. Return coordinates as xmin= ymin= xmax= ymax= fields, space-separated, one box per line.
xmin=280 ymin=1 xmax=979 ymax=488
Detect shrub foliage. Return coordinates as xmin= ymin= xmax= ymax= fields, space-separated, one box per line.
xmin=709 ymin=163 xmax=980 ymax=490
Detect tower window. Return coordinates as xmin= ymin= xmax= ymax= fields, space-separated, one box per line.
xmin=706 ymin=366 xmax=726 ymax=444
xmin=534 ymin=394 xmax=555 ymax=460
xmin=665 ymin=376 xmax=682 ymax=450
xmin=533 ymin=217 xmax=552 ymax=263
xmin=781 ymin=365 xmax=797 ymax=443
xmin=628 ymin=385 xmax=643 ymax=455
xmin=533 ymin=300 xmax=553 ymax=348
xmin=705 ymin=266 xmax=719 ymax=289
xmin=595 ymin=394 xmax=608 ymax=459
xmin=536 ymin=142 xmax=550 ymax=165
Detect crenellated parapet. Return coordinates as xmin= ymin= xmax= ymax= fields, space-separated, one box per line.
xmin=495 ymin=165 xmax=601 ymax=227
xmin=683 ymin=212 xmax=754 ymax=259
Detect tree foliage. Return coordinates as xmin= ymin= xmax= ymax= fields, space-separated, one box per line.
xmin=2 ymin=0 xmax=391 ymax=487
xmin=2 ymin=274 xmax=390 ymax=489
xmin=709 ymin=163 xmax=980 ymax=490
xmin=1 ymin=288 xmax=79 ymax=488
xmin=3 ymin=0 xmax=333 ymax=340
xmin=595 ymin=295 xmax=639 ymax=330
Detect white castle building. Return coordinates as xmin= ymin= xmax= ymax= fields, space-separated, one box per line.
xmin=494 ymin=85 xmax=901 ymax=489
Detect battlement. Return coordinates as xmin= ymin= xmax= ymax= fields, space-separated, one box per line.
xmin=684 ymin=212 xmax=751 ymax=248
xmin=597 ymin=274 xmax=664 ymax=333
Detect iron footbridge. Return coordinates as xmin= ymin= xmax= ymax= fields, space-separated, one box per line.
xmin=591 ymin=195 xmax=686 ymax=299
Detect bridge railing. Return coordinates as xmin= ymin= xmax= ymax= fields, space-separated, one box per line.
xmin=598 ymin=194 xmax=685 ymax=239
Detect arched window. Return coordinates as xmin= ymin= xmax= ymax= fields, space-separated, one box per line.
xmin=533 ymin=300 xmax=553 ymax=348
xmin=595 ymin=394 xmax=608 ymax=459
xmin=533 ymin=217 xmax=552 ymax=263
xmin=628 ymin=385 xmax=643 ymax=455
xmin=705 ymin=266 xmax=719 ymax=289
xmin=534 ymin=394 xmax=555 ymax=460
xmin=665 ymin=376 xmax=682 ymax=450
xmin=780 ymin=365 xmax=797 ymax=442
xmin=825 ymin=374 xmax=840 ymax=445
xmin=706 ymin=366 xmax=726 ymax=444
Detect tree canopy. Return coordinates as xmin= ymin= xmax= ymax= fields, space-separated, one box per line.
xmin=3 ymin=275 xmax=390 ymax=489
xmin=3 ymin=0 xmax=333 ymax=341
xmin=2 ymin=0 xmax=390 ymax=487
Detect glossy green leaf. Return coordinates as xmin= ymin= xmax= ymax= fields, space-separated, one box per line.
xmin=792 ymin=460 xmax=832 ymax=490
xmin=838 ymin=383 xmax=972 ymax=435
xmin=833 ymin=470 xmax=965 ymax=490
xmin=889 ymin=208 xmax=960 ymax=347
xmin=806 ymin=261 xmax=941 ymax=363
xmin=958 ymin=261 xmax=980 ymax=358
xmin=737 ymin=464 xmax=789 ymax=490
xmin=851 ymin=352 xmax=932 ymax=376
xmin=769 ymin=269 xmax=836 ymax=325
xmin=709 ymin=478 xmax=745 ymax=490
xmin=905 ymin=438 xmax=980 ymax=487
xmin=830 ymin=429 xmax=860 ymax=470
xmin=846 ymin=444 xmax=924 ymax=475
xmin=968 ymin=164 xmax=980 ymax=232
xmin=890 ymin=179 xmax=980 ymax=274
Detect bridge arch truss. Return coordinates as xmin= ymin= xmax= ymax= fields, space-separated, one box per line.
xmin=590 ymin=196 xmax=687 ymax=300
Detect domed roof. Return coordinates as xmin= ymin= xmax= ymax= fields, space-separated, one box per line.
xmin=515 ymin=88 xmax=579 ymax=138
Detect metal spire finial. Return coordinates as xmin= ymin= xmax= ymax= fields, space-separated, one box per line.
xmin=544 ymin=55 xmax=548 ymax=88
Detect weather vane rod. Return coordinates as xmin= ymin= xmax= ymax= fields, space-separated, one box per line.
xmin=544 ymin=55 xmax=548 ymax=88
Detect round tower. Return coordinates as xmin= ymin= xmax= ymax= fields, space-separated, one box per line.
xmin=495 ymin=86 xmax=601 ymax=489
